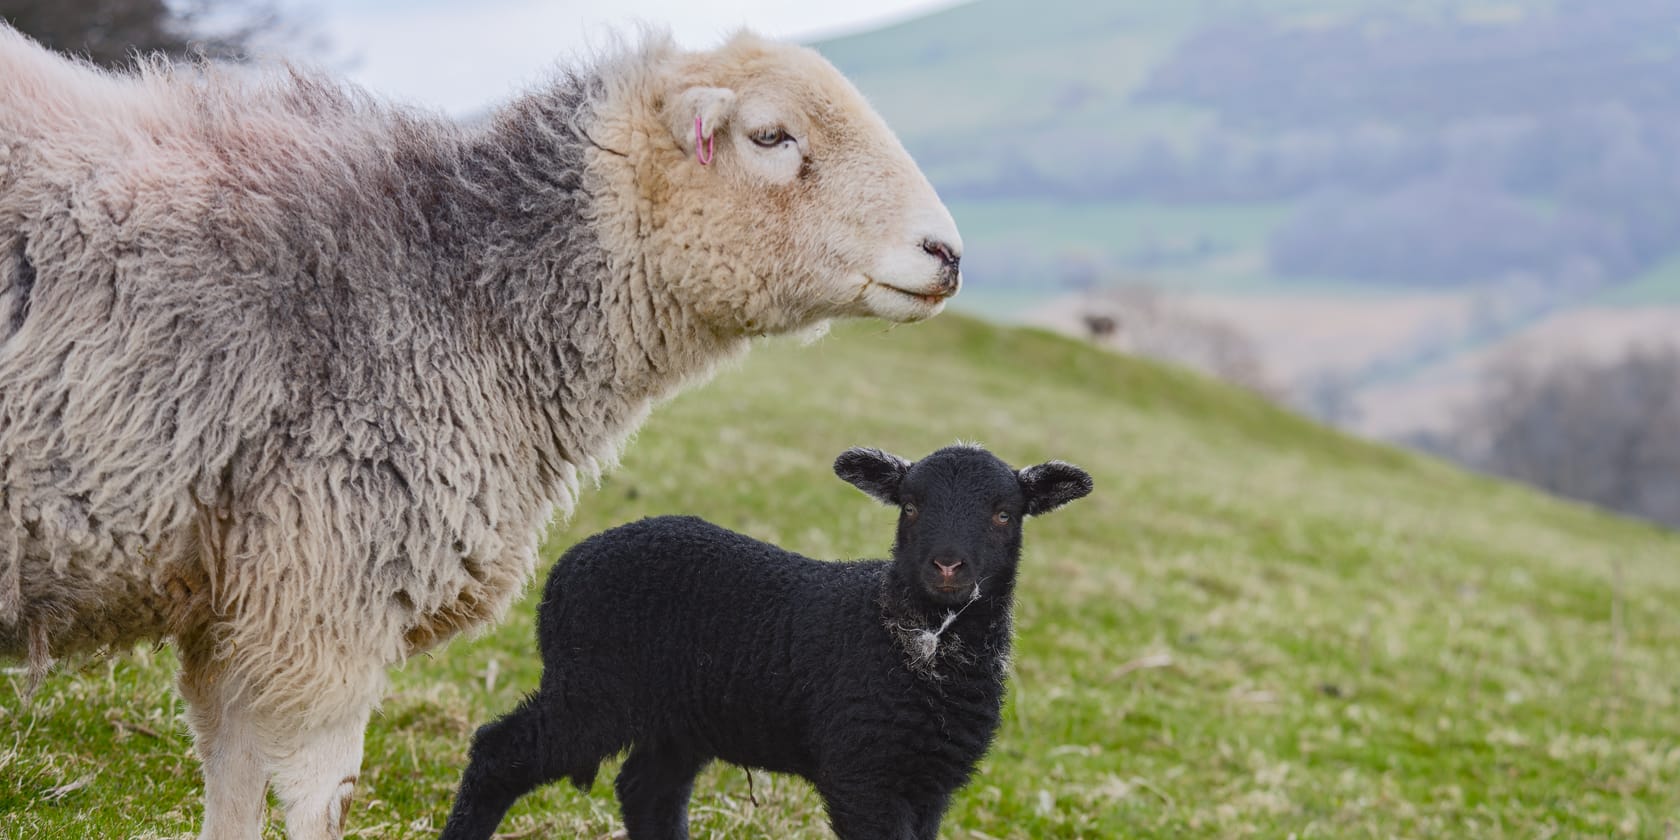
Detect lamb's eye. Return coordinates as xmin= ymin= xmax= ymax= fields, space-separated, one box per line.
xmin=903 ymin=503 xmax=919 ymax=520
xmin=750 ymin=128 xmax=790 ymax=148
xmin=992 ymin=511 xmax=1011 ymax=526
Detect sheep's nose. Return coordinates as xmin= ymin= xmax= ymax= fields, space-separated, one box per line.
xmin=934 ymin=559 xmax=964 ymax=580
xmin=922 ymin=238 xmax=961 ymax=272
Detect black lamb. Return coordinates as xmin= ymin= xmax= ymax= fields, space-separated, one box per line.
xmin=438 ymin=444 xmax=1094 ymax=840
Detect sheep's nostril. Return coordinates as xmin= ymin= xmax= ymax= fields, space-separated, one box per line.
xmin=934 ymin=560 xmax=963 ymax=579
xmin=921 ymin=238 xmax=961 ymax=271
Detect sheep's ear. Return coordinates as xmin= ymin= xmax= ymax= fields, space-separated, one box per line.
xmin=834 ymin=447 xmax=911 ymax=506
xmin=1018 ymin=461 xmax=1093 ymax=516
xmin=667 ymin=86 xmax=737 ymax=158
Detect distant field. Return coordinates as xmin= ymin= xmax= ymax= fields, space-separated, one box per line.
xmin=948 ymin=199 xmax=1299 ymax=298
xmin=950 ymin=200 xmax=1287 ymax=258
xmin=948 ymin=287 xmax=1056 ymax=321
xmin=817 ymin=0 xmax=1430 ymax=147
xmin=1351 ymin=303 xmax=1680 ymax=435
xmin=1028 ymin=288 xmax=1472 ymax=381
xmin=6 ymin=315 xmax=1680 ymax=838
xmin=1597 ymin=255 xmax=1680 ymax=305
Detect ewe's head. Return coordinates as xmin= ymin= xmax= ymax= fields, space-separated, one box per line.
xmin=835 ymin=446 xmax=1093 ymax=607
xmin=605 ymin=32 xmax=962 ymax=335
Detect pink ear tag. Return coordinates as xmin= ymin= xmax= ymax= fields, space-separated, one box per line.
xmin=694 ymin=115 xmax=714 ymax=165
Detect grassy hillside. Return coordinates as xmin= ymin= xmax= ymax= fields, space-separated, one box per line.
xmin=5 ymin=315 xmax=1680 ymax=837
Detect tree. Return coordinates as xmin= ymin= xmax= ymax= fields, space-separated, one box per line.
xmin=2 ymin=0 xmax=301 ymax=67
xmin=1448 ymin=346 xmax=1680 ymax=528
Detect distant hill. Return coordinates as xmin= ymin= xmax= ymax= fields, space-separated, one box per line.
xmin=812 ymin=0 xmax=1680 ymax=438
xmin=817 ymin=0 xmax=1680 ymax=305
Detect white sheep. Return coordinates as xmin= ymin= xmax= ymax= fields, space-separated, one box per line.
xmin=0 ymin=26 xmax=961 ymax=840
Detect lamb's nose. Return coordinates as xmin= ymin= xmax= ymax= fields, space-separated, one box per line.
xmin=921 ymin=238 xmax=961 ymax=271
xmin=934 ymin=559 xmax=963 ymax=580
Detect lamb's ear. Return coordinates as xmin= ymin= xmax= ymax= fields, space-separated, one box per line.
xmin=834 ymin=447 xmax=912 ymax=506
xmin=1018 ymin=461 xmax=1093 ymax=516
xmin=666 ymin=86 xmax=737 ymax=158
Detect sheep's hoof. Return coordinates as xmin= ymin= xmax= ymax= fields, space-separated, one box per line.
xmin=326 ymin=776 xmax=356 ymax=835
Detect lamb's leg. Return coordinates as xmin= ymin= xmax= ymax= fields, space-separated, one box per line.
xmin=180 ymin=655 xmax=269 ymax=840
xmin=819 ymin=782 xmax=918 ymax=840
xmin=909 ymin=792 xmax=952 ymax=840
xmin=266 ymin=705 xmax=372 ymax=840
xmin=441 ymin=692 xmax=616 ymax=840
xmin=614 ymin=742 xmax=708 ymax=840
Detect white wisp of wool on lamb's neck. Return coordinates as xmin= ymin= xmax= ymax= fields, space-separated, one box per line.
xmin=909 ymin=583 xmax=983 ymax=665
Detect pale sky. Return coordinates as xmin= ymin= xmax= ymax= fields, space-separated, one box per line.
xmin=301 ymin=0 xmax=962 ymax=116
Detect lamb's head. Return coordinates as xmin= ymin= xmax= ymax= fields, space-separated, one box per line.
xmin=599 ymin=32 xmax=962 ymax=336
xmin=835 ymin=446 xmax=1093 ymax=607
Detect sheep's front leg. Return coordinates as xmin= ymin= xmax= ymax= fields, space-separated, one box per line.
xmin=188 ymin=700 xmax=368 ymax=840
xmin=180 ymin=640 xmax=269 ymax=840
xmin=269 ymin=706 xmax=372 ymax=840
xmin=196 ymin=707 xmax=273 ymax=840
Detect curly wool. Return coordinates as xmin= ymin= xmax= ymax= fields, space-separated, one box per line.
xmin=0 ymin=21 xmax=971 ymax=837
xmin=440 ymin=516 xmax=1014 ymax=840
xmin=438 ymin=444 xmax=1094 ymax=839
xmin=0 ymin=31 xmax=744 ymax=717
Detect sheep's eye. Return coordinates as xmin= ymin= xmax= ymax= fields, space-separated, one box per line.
xmin=903 ymin=503 xmax=919 ymax=520
xmin=992 ymin=511 xmax=1012 ymax=526
xmin=750 ymin=128 xmax=790 ymax=148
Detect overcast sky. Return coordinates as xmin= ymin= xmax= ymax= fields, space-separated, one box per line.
xmin=303 ymin=0 xmax=961 ymax=116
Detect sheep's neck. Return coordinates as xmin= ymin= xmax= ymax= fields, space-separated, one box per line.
xmin=879 ymin=568 xmax=1015 ymax=677
xmin=462 ymin=77 xmax=748 ymax=493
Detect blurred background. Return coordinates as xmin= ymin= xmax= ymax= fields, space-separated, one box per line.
xmin=9 ymin=0 xmax=1677 ymax=529
xmin=809 ymin=0 xmax=1680 ymax=530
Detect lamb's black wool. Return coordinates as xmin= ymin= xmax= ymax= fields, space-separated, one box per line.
xmin=439 ymin=444 xmax=1092 ymax=840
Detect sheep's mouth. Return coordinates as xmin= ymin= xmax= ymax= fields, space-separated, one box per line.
xmin=876 ymin=281 xmax=955 ymax=307
xmin=857 ymin=275 xmax=955 ymax=323
xmin=930 ymin=582 xmax=974 ymax=601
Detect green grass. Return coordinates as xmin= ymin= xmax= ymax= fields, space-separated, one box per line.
xmin=6 ymin=314 xmax=1680 ymax=838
